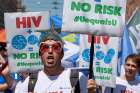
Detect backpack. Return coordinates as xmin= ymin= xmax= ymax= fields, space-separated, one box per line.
xmin=28 ymin=69 xmax=80 ymax=93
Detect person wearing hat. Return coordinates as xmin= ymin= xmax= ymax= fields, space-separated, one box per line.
xmin=1 ymin=31 xmax=90 ymax=93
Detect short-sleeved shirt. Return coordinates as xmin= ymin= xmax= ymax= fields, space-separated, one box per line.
xmin=104 ymin=77 xmax=140 ymax=93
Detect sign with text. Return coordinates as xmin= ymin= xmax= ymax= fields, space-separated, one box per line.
xmin=79 ymin=35 xmax=119 ymax=87
xmin=62 ymin=0 xmax=126 ymax=37
xmin=4 ymin=12 xmax=50 ymax=72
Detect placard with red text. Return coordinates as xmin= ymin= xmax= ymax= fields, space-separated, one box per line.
xmin=4 ymin=12 xmax=50 ymax=72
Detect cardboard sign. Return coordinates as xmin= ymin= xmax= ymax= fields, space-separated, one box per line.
xmin=4 ymin=12 xmax=50 ymax=72
xmin=79 ymin=35 xmax=119 ymax=87
xmin=62 ymin=0 xmax=126 ymax=37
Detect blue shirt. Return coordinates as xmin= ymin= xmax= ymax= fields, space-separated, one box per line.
xmin=0 ymin=75 xmax=6 ymax=84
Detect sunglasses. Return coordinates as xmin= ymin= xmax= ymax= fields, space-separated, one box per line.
xmin=39 ymin=42 xmax=63 ymax=55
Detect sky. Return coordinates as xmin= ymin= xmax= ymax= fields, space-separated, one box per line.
xmin=22 ymin=0 xmax=64 ymax=18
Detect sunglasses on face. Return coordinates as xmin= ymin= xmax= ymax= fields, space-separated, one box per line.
xmin=39 ymin=42 xmax=63 ymax=55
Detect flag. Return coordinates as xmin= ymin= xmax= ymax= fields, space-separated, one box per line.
xmin=118 ymin=25 xmax=133 ymax=76
xmin=50 ymin=16 xmax=62 ymax=29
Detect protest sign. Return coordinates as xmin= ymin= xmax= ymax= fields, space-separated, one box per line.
xmin=79 ymin=35 xmax=119 ymax=87
xmin=4 ymin=12 xmax=50 ymax=72
xmin=62 ymin=0 xmax=126 ymax=36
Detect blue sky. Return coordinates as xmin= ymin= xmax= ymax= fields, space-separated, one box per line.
xmin=22 ymin=0 xmax=63 ymax=18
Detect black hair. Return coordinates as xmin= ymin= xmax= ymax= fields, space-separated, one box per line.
xmin=0 ymin=42 xmax=6 ymax=51
xmin=125 ymin=54 xmax=140 ymax=67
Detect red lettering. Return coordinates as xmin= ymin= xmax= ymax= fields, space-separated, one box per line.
xmin=27 ymin=17 xmax=31 ymax=28
xmin=16 ymin=16 xmax=42 ymax=28
xmin=88 ymin=35 xmax=91 ymax=43
xmin=94 ymin=36 xmax=100 ymax=44
xmin=102 ymin=36 xmax=109 ymax=44
xmin=32 ymin=16 xmax=42 ymax=27
xmin=88 ymin=35 xmax=97 ymax=43
xmin=16 ymin=17 xmax=26 ymax=28
xmin=88 ymin=36 xmax=109 ymax=44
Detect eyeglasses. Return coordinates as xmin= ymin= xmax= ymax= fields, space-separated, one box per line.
xmin=39 ymin=42 xmax=62 ymax=55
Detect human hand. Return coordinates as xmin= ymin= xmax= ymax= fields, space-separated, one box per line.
xmin=87 ymin=79 xmax=98 ymax=93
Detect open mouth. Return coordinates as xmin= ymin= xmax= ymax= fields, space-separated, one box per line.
xmin=47 ymin=56 xmax=54 ymax=59
xmin=47 ymin=56 xmax=54 ymax=63
xmin=126 ymin=70 xmax=133 ymax=75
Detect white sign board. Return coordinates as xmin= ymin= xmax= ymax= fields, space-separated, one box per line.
xmin=4 ymin=12 xmax=50 ymax=72
xmin=79 ymin=35 xmax=119 ymax=87
xmin=62 ymin=0 xmax=126 ymax=36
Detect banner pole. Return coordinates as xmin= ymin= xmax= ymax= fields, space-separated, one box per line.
xmin=89 ymin=35 xmax=94 ymax=79
xmin=89 ymin=35 xmax=101 ymax=93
